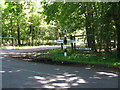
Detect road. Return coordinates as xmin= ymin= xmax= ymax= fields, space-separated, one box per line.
xmin=1 ymin=46 xmax=61 ymax=53
xmin=0 ymin=46 xmax=119 ymax=88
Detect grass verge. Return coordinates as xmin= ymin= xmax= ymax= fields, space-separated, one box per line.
xmin=44 ymin=48 xmax=120 ymax=68
xmin=0 ymin=46 xmax=21 ymax=50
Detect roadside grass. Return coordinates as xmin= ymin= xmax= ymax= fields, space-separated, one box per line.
xmin=0 ymin=47 xmax=7 ymax=50
xmin=44 ymin=48 xmax=120 ymax=68
xmin=0 ymin=47 xmax=20 ymax=50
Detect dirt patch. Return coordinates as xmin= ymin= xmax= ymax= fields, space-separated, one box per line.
xmin=2 ymin=50 xmax=48 ymax=61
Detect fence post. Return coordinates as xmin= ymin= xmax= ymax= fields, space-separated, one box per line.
xmin=70 ymin=35 xmax=74 ymax=51
xmin=59 ymin=34 xmax=63 ymax=50
xmin=61 ymin=43 xmax=63 ymax=50
xmin=73 ymin=35 xmax=76 ymax=51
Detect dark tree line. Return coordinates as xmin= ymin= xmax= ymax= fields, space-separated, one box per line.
xmin=43 ymin=2 xmax=120 ymax=57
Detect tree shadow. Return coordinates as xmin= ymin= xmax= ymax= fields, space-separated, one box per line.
xmin=1 ymin=59 xmax=118 ymax=88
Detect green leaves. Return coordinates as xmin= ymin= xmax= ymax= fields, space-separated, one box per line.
xmin=43 ymin=2 xmax=81 ymax=32
xmin=2 ymin=1 xmax=120 ymax=54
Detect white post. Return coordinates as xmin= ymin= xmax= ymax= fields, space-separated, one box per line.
xmin=64 ymin=45 xmax=67 ymax=56
xmin=64 ymin=52 xmax=67 ymax=56
xmin=64 ymin=29 xmax=67 ymax=56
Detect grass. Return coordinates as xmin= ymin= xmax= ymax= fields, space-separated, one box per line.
xmin=0 ymin=47 xmax=20 ymax=50
xmin=0 ymin=47 xmax=7 ymax=50
xmin=44 ymin=48 xmax=120 ymax=68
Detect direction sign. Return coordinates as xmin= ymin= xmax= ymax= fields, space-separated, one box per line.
xmin=76 ymin=48 xmax=91 ymax=50
xmin=67 ymin=40 xmax=76 ymax=43
xmin=56 ymin=40 xmax=76 ymax=43
xmin=56 ymin=40 xmax=63 ymax=43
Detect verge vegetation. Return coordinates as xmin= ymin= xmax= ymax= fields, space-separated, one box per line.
xmin=44 ymin=49 xmax=120 ymax=68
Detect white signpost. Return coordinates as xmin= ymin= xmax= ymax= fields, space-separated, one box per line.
xmin=56 ymin=29 xmax=76 ymax=56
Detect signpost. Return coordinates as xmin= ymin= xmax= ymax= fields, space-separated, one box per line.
xmin=56 ymin=29 xmax=76 ymax=56
xmin=56 ymin=40 xmax=75 ymax=43
xmin=56 ymin=30 xmax=92 ymax=56
xmin=63 ymin=29 xmax=67 ymax=56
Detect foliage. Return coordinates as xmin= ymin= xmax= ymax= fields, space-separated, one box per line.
xmin=1 ymin=1 xmax=120 ymax=67
xmin=1 ymin=1 xmax=120 ymax=57
xmin=2 ymin=1 xmax=58 ymax=46
xmin=43 ymin=2 xmax=120 ymax=55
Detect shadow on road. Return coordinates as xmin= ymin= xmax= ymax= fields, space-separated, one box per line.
xmin=1 ymin=59 xmax=118 ymax=88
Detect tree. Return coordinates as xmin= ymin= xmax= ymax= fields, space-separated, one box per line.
xmin=43 ymin=2 xmax=119 ymax=53
xmin=107 ymin=2 xmax=120 ymax=57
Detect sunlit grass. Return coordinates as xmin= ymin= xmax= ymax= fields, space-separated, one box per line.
xmin=0 ymin=45 xmax=60 ymax=50
xmin=0 ymin=46 xmax=21 ymax=50
xmin=45 ymin=48 xmax=120 ymax=68
xmin=0 ymin=47 xmax=7 ymax=50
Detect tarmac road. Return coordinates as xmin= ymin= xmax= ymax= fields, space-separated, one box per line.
xmin=0 ymin=46 xmax=119 ymax=88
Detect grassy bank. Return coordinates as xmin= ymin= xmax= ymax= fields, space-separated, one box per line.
xmin=44 ymin=48 xmax=120 ymax=68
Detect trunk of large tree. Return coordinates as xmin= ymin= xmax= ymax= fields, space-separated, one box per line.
xmin=29 ymin=25 xmax=34 ymax=46
xmin=85 ymin=3 xmax=96 ymax=52
xmin=104 ymin=21 xmax=111 ymax=53
xmin=113 ymin=30 xmax=117 ymax=48
xmin=17 ymin=20 xmax=21 ymax=46
xmin=99 ymin=25 xmax=103 ymax=52
xmin=111 ymin=3 xmax=120 ymax=58
xmin=115 ymin=21 xmax=120 ymax=58
xmin=10 ymin=19 xmax=14 ymax=46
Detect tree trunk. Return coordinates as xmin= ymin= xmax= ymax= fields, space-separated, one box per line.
xmin=29 ymin=25 xmax=34 ymax=46
xmin=55 ymin=29 xmax=59 ymax=40
xmin=111 ymin=3 xmax=120 ymax=58
xmin=115 ymin=21 xmax=120 ymax=58
xmin=113 ymin=30 xmax=117 ymax=48
xmin=99 ymin=26 xmax=103 ymax=52
xmin=17 ymin=20 xmax=21 ymax=46
xmin=104 ymin=22 xmax=111 ymax=53
xmin=10 ymin=18 xmax=14 ymax=46
xmin=85 ymin=3 xmax=96 ymax=52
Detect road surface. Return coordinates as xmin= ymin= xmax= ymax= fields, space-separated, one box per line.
xmin=0 ymin=46 xmax=119 ymax=88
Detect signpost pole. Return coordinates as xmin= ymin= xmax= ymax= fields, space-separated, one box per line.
xmin=64 ymin=29 xmax=67 ymax=56
xmin=56 ymin=29 xmax=76 ymax=56
xmin=70 ymin=35 xmax=74 ymax=51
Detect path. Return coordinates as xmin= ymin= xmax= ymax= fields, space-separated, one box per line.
xmin=1 ymin=46 xmax=61 ymax=53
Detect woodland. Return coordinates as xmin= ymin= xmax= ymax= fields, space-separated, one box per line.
xmin=1 ymin=1 xmax=120 ymax=57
